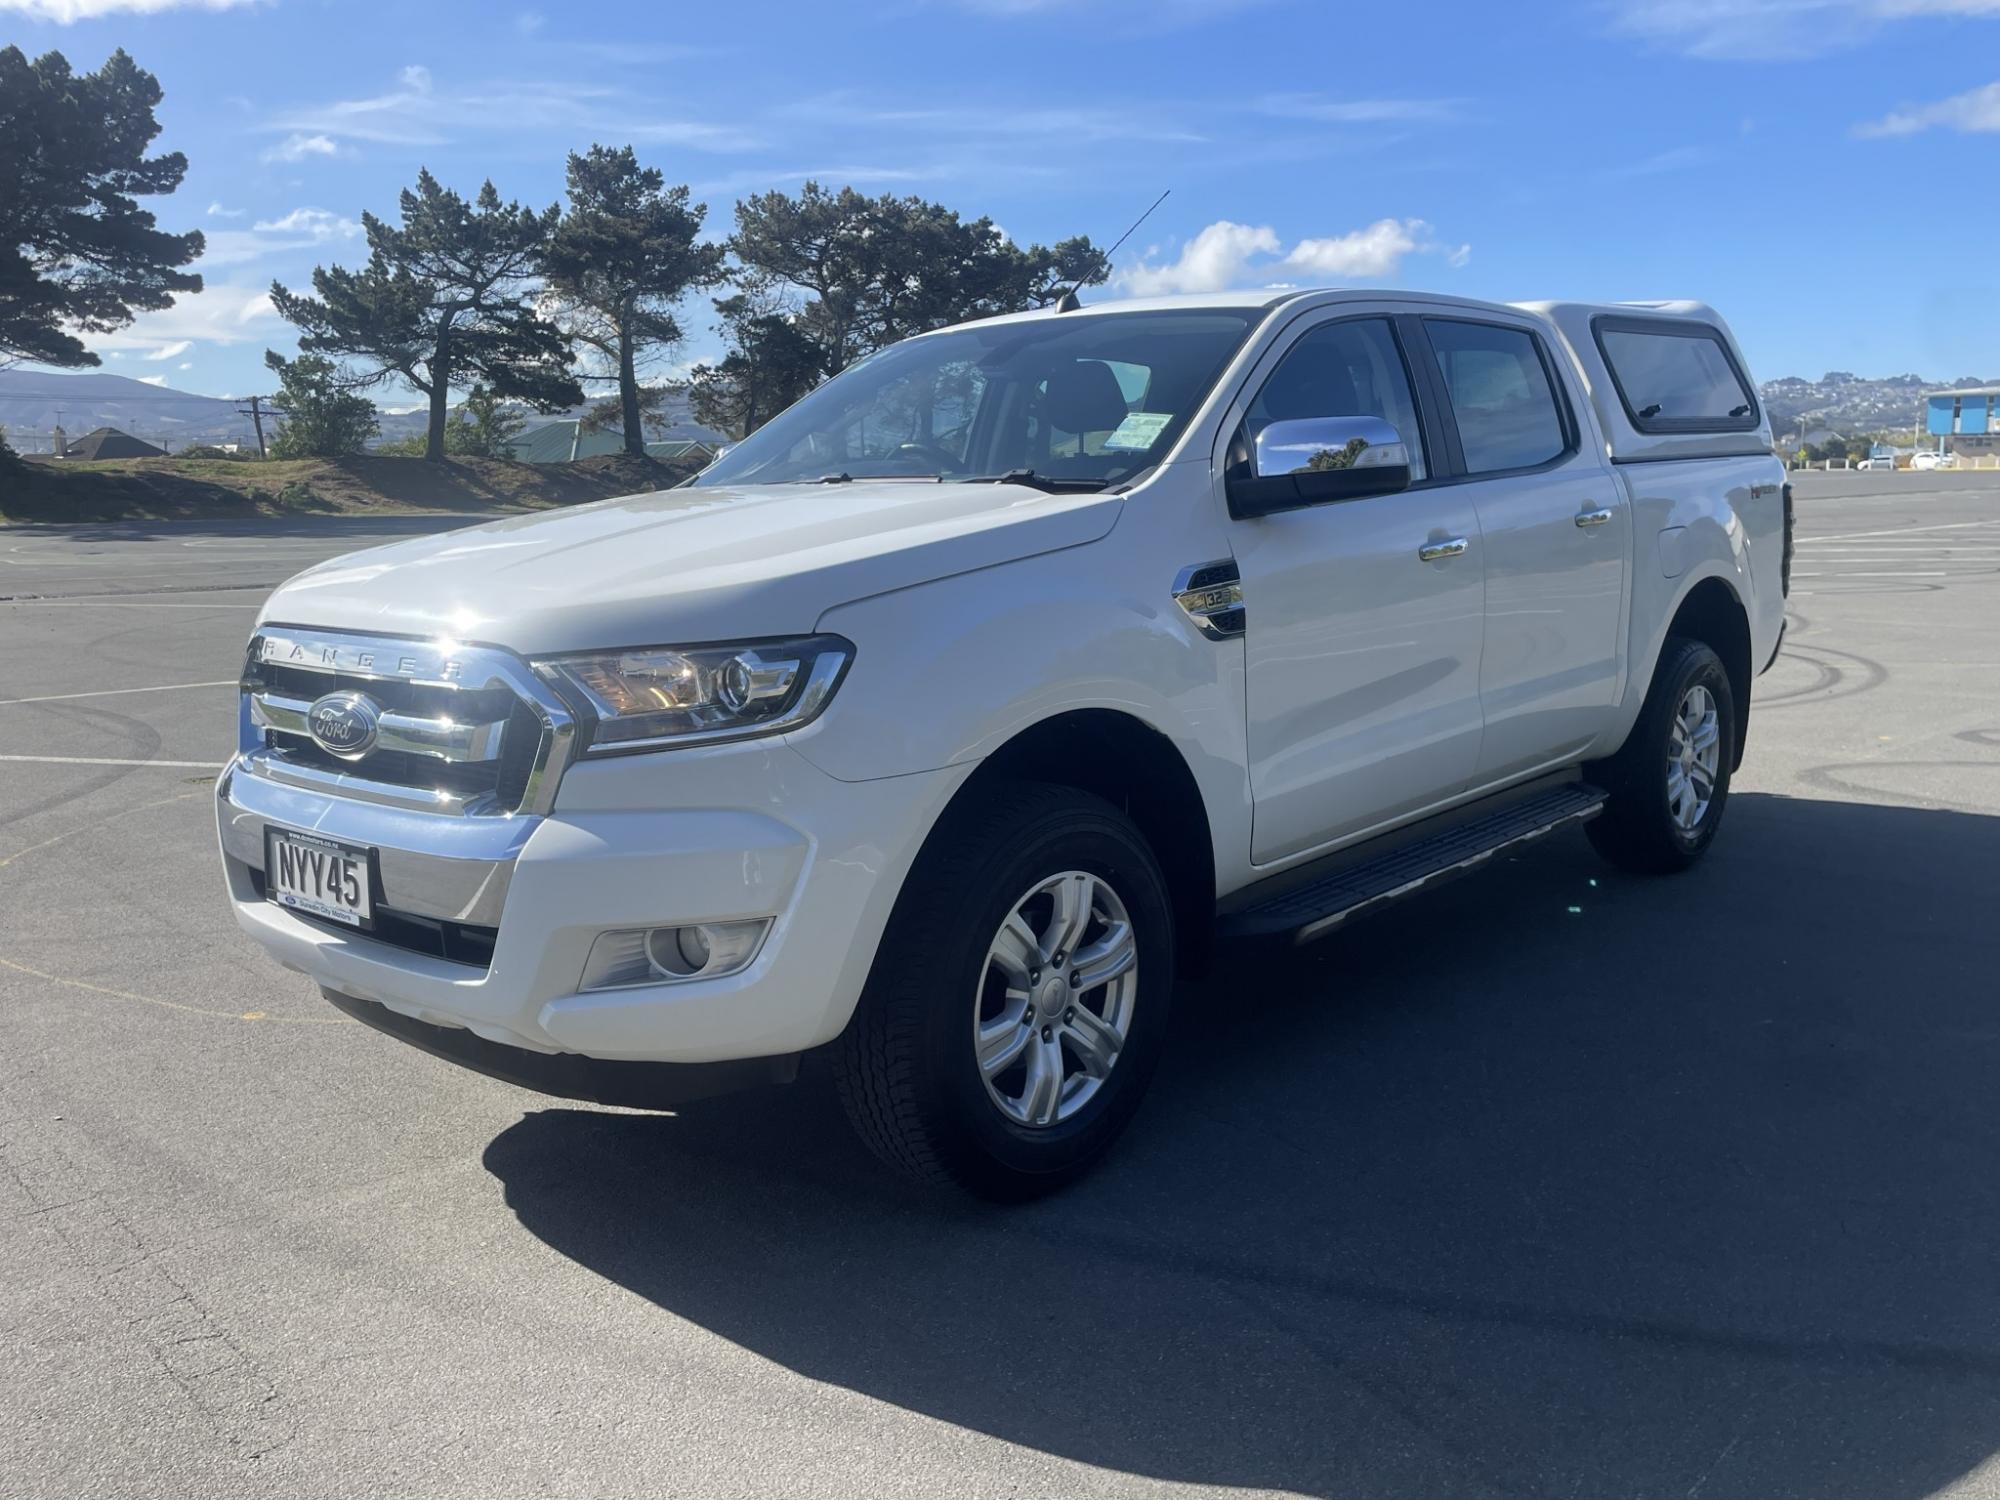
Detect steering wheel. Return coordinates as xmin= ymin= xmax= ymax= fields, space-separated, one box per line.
xmin=892 ymin=442 xmax=962 ymax=473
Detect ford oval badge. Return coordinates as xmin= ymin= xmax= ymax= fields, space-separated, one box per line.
xmin=306 ymin=691 xmax=382 ymax=760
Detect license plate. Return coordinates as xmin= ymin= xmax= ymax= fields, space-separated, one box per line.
xmin=266 ymin=828 xmax=373 ymax=928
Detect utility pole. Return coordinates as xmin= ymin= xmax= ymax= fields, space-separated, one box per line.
xmin=238 ymin=395 xmax=268 ymax=459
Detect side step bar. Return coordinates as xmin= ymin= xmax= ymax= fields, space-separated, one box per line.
xmin=1221 ymin=783 xmax=1608 ymax=945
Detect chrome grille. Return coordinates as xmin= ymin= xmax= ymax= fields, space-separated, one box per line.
xmin=237 ymin=628 xmax=576 ymax=817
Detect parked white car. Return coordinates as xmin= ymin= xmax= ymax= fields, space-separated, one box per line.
xmin=1911 ymin=450 xmax=1956 ymax=471
xmin=218 ymin=290 xmax=1790 ymax=1196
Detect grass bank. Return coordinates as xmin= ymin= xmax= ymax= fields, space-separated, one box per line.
xmin=0 ymin=452 xmax=700 ymax=524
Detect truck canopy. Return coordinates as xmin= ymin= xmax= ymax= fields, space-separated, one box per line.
xmin=1518 ymin=300 xmax=1773 ymax=464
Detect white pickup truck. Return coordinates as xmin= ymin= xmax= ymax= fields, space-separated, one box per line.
xmin=219 ymin=289 xmax=1791 ymax=1196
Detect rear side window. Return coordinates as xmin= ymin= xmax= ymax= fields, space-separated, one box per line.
xmin=1425 ymin=319 xmax=1570 ymax=474
xmin=1594 ymin=317 xmax=1758 ymax=433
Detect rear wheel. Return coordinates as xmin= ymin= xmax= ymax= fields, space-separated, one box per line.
xmin=833 ymin=782 xmax=1174 ymax=1199
xmin=1587 ymin=637 xmax=1736 ymax=874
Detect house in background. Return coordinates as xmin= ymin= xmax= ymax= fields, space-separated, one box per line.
xmin=56 ymin=426 xmax=168 ymax=461
xmin=502 ymin=420 xmax=716 ymax=467
xmin=1925 ymin=386 xmax=2000 ymax=461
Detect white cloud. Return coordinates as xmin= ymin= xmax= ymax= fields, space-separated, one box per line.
xmin=1256 ymin=93 xmax=1462 ymax=124
xmin=199 ymin=208 xmax=360 ymax=268
xmin=1123 ymin=221 xmax=1279 ymax=295
xmin=1610 ymin=0 xmax=2000 ymax=58
xmin=691 ymin=164 xmax=934 ymax=196
xmin=263 ymin=133 xmax=341 ymax=164
xmin=1121 ymin=217 xmax=1468 ymax=294
xmin=269 ymin=68 xmax=758 ymax=153
xmin=252 ymin=207 xmax=360 ymax=239
xmin=1597 ymin=144 xmax=1711 ymax=180
xmin=939 ymin=0 xmax=1266 ymax=19
xmin=178 ymin=362 xmax=193 ymax=370
xmin=144 ymin=340 xmax=193 ymax=361
xmin=207 ymin=201 xmax=246 ymax=219
xmin=1285 ymin=220 xmax=1433 ymax=279
xmin=0 ymin=0 xmax=260 ymax=20
xmin=84 ymin=282 xmax=279 ymax=359
xmin=780 ymin=92 xmax=1206 ymax=145
xmin=137 ymin=375 xmax=169 ymax=386
xmin=1857 ymin=78 xmax=2000 ymax=135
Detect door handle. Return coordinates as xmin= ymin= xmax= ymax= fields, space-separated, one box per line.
xmin=1575 ymin=508 xmax=1614 ymax=528
xmin=1418 ymin=538 xmax=1468 ymax=562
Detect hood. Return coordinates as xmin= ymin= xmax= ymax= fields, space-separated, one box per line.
xmin=259 ymin=479 xmax=1122 ymax=655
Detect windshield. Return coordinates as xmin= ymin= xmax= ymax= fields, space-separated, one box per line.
xmin=693 ymin=308 xmax=1261 ymax=490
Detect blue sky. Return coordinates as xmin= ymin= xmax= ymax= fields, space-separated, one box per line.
xmin=6 ymin=0 xmax=2000 ymax=402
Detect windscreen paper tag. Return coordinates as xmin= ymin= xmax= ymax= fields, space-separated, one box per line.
xmin=1102 ymin=411 xmax=1173 ymax=451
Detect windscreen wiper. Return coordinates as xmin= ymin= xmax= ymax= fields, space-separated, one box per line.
xmin=959 ymin=469 xmax=1108 ymax=494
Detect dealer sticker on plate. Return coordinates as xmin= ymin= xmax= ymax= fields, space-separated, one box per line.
xmin=266 ymin=828 xmax=373 ymax=927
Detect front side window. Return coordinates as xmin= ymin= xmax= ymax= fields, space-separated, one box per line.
xmin=695 ymin=309 xmax=1259 ymax=490
xmin=1595 ymin=319 xmax=1757 ymax=432
xmin=1243 ymin=317 xmax=1426 ymax=481
xmin=1426 ymin=319 xmax=1569 ymax=474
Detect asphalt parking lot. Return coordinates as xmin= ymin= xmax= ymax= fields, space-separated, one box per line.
xmin=3 ymin=475 xmax=1998 ymax=1499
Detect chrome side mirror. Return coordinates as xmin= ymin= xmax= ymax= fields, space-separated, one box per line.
xmin=1228 ymin=415 xmax=1413 ymax=518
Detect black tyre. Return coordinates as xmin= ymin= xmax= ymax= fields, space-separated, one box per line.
xmin=1587 ymin=637 xmax=1736 ymax=874
xmin=832 ymin=782 xmax=1175 ymax=1199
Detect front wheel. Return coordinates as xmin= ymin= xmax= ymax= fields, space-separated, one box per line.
xmin=832 ymin=782 xmax=1175 ymax=1199
xmin=1587 ymin=637 xmax=1736 ymax=874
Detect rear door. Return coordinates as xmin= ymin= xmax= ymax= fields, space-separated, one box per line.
xmin=1416 ymin=315 xmax=1627 ymax=784
xmin=1225 ymin=310 xmax=1487 ymax=864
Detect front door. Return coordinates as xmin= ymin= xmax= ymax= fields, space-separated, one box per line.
xmin=1229 ymin=314 xmax=1487 ymax=864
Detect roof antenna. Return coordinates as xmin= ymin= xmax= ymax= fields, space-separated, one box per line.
xmin=1052 ymin=188 xmax=1170 ymax=313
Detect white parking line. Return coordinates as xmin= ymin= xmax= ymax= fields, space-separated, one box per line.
xmin=1806 ymin=520 xmax=2000 ymax=544
xmin=0 ymin=680 xmax=236 ymax=706
xmin=0 ymin=755 xmax=224 ymax=768
xmin=0 ymin=600 xmax=262 ymax=609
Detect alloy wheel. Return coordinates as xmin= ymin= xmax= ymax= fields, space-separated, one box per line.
xmin=973 ymin=870 xmax=1138 ymax=1129
xmin=1666 ymin=683 xmax=1722 ymax=832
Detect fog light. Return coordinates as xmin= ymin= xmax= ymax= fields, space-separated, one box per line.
xmin=579 ymin=919 xmax=771 ymax=991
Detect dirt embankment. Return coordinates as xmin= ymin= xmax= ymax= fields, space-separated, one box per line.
xmin=0 ymin=452 xmax=702 ymax=524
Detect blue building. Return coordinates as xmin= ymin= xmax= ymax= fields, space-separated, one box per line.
xmin=1926 ymin=386 xmax=2000 ymax=458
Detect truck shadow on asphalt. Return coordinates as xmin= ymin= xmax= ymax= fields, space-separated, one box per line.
xmin=482 ymin=791 xmax=2000 ymax=1499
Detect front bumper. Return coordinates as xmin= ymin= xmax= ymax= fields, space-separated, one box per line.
xmin=218 ymin=737 xmax=968 ymax=1065
xmin=322 ymin=987 xmax=801 ymax=1107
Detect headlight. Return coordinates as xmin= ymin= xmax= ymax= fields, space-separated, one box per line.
xmin=536 ymin=635 xmax=852 ymax=754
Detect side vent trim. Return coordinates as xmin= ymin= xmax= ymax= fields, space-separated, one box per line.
xmin=1172 ymin=560 xmax=1245 ymax=641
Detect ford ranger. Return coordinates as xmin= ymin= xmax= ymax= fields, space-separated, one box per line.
xmin=218 ymin=289 xmax=1791 ymax=1197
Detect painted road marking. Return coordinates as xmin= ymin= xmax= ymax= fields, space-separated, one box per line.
xmin=0 ymin=600 xmax=262 ymax=609
xmin=0 ymin=680 xmax=237 ymax=706
xmin=1807 ymin=520 xmax=2000 ymax=544
xmin=0 ymin=755 xmax=226 ymax=768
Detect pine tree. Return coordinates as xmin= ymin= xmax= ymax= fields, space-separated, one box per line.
xmin=270 ymin=171 xmax=581 ymax=462
xmin=545 ymin=146 xmax=725 ymax=457
xmin=0 ymin=47 xmax=203 ymax=368
xmin=264 ymin=351 xmax=379 ymax=458
xmin=704 ymin=182 xmax=1104 ymax=432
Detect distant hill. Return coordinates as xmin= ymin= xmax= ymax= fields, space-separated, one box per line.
xmin=0 ymin=369 xmax=254 ymax=451
xmin=0 ymin=369 xmax=726 ymax=454
xmin=1759 ymin=371 xmax=1999 ymax=441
